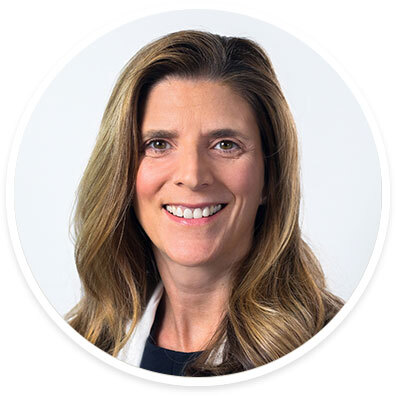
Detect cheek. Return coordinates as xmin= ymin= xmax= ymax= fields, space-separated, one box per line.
xmin=222 ymin=158 xmax=264 ymax=201
xmin=135 ymin=160 xmax=165 ymax=206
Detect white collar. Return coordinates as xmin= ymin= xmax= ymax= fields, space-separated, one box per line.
xmin=117 ymin=282 xmax=164 ymax=366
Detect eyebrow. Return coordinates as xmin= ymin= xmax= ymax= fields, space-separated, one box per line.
xmin=142 ymin=130 xmax=178 ymax=140
xmin=142 ymin=128 xmax=248 ymax=141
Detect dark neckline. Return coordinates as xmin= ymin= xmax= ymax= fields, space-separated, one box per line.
xmin=146 ymin=332 xmax=203 ymax=357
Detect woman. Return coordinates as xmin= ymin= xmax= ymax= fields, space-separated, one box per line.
xmin=66 ymin=30 xmax=344 ymax=376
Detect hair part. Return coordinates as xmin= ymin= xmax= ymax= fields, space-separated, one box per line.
xmin=66 ymin=30 xmax=343 ymax=375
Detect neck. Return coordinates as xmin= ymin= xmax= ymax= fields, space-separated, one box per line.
xmin=153 ymin=253 xmax=233 ymax=352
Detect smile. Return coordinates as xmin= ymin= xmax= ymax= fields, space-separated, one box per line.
xmin=164 ymin=204 xmax=226 ymax=219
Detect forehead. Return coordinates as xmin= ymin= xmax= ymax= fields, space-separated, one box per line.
xmin=140 ymin=78 xmax=258 ymax=134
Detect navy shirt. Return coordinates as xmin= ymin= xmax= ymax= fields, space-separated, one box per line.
xmin=140 ymin=334 xmax=201 ymax=376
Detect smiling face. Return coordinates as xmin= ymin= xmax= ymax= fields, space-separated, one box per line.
xmin=135 ymin=78 xmax=264 ymax=270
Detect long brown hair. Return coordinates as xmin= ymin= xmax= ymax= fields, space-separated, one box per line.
xmin=66 ymin=30 xmax=343 ymax=375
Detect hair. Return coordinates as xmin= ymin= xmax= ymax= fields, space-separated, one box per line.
xmin=66 ymin=30 xmax=344 ymax=375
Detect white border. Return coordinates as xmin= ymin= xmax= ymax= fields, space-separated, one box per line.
xmin=6 ymin=8 xmax=390 ymax=387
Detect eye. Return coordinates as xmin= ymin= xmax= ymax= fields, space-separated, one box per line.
xmin=214 ymin=140 xmax=240 ymax=151
xmin=141 ymin=139 xmax=172 ymax=157
xmin=147 ymin=139 xmax=170 ymax=150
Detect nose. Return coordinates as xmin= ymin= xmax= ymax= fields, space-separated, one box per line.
xmin=172 ymin=145 xmax=213 ymax=190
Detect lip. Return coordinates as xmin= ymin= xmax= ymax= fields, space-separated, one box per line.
xmin=162 ymin=204 xmax=227 ymax=225
xmin=163 ymin=202 xmax=226 ymax=209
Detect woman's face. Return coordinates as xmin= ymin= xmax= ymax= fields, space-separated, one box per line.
xmin=135 ymin=78 xmax=264 ymax=269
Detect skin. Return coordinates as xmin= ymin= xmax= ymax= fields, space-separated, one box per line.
xmin=135 ymin=78 xmax=264 ymax=352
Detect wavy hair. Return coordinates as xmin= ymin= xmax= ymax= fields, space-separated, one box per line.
xmin=66 ymin=30 xmax=344 ymax=375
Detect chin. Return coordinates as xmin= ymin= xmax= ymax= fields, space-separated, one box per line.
xmin=170 ymin=253 xmax=216 ymax=268
xmin=162 ymin=246 xmax=221 ymax=268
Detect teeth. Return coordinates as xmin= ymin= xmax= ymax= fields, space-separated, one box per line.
xmin=193 ymin=208 xmax=202 ymax=218
xmin=165 ymin=204 xmax=224 ymax=218
xmin=183 ymin=208 xmax=193 ymax=219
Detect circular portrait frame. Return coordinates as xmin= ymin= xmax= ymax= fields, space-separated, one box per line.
xmin=7 ymin=9 xmax=389 ymax=386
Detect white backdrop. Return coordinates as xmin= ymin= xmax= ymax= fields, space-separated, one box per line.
xmin=2 ymin=0 xmax=394 ymax=393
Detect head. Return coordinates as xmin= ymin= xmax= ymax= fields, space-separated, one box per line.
xmin=69 ymin=30 xmax=342 ymax=374
xmin=107 ymin=30 xmax=300 ymax=272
